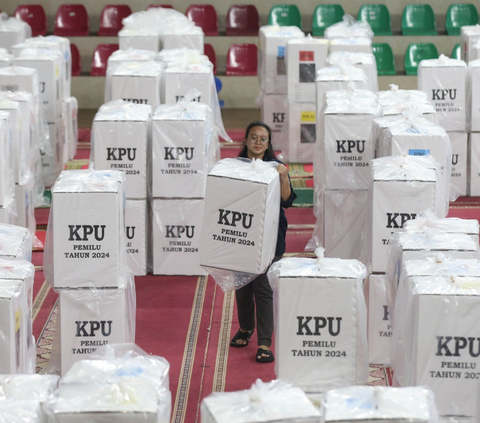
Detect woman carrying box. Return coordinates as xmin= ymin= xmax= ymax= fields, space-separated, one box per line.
xmin=230 ymin=121 xmax=296 ymax=363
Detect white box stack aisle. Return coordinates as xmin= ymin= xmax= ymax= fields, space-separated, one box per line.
xmin=151 ymin=100 xmax=213 ymax=276
xmin=45 ymin=170 xmax=135 ymax=375
xmin=258 ymin=25 xmax=304 ymax=154
xmin=418 ymin=55 xmax=468 ymax=197
xmin=92 ymin=101 xmax=152 ymax=276
xmin=0 ymin=16 xmax=31 ymax=53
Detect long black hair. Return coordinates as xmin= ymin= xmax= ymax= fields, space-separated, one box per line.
xmin=239 ymin=121 xmax=276 ymax=160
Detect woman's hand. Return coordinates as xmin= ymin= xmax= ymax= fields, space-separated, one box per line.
xmin=276 ymin=164 xmax=292 ymax=202
xmin=276 ymin=164 xmax=289 ymax=183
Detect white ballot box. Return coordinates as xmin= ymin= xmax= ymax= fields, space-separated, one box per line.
xmin=468 ymin=60 xmax=480 ymax=131
xmin=125 ymin=199 xmax=148 ymax=276
xmin=0 ymin=224 xmax=32 ymax=261
xmin=0 ymin=17 xmax=31 ymax=53
xmin=268 ymin=253 xmax=368 ymax=393
xmin=160 ymin=27 xmax=204 ymax=52
xmin=0 ymin=118 xmax=13 ymax=207
xmin=0 ymin=196 xmax=16 ymax=225
xmin=469 ymin=132 xmax=480 ymax=196
xmin=261 ymin=94 xmax=288 ymax=152
xmin=64 ymin=97 xmax=78 ymax=161
xmin=287 ymin=102 xmax=316 ymax=163
xmin=0 ymin=66 xmax=38 ymax=96
xmin=118 ymin=30 xmax=160 ymax=52
xmin=327 ymin=51 xmax=378 ymax=92
xmin=452 ymin=132 xmax=468 ymax=196
xmin=461 ymin=25 xmax=480 ymax=62
xmin=329 ymin=37 xmax=372 ymax=54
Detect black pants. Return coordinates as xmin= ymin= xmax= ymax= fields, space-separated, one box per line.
xmin=235 ymin=255 xmax=282 ymax=347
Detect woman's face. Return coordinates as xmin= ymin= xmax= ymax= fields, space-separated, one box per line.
xmin=245 ymin=125 xmax=270 ymax=159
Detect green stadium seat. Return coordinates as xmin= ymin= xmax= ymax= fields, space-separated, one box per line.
xmin=446 ymin=4 xmax=479 ymax=36
xmin=402 ymin=4 xmax=437 ymax=36
xmin=452 ymin=43 xmax=462 ymax=59
xmin=358 ymin=4 xmax=392 ymax=35
xmin=312 ymin=4 xmax=344 ymax=36
xmin=404 ymin=43 xmax=439 ymax=75
xmin=268 ymin=4 xmax=302 ymax=29
xmin=372 ymin=43 xmax=396 ymax=75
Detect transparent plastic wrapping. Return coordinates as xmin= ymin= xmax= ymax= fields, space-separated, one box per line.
xmin=377 ymin=84 xmax=429 ymax=107
xmin=0 ymin=47 xmax=12 ymax=68
xmin=92 ymin=100 xmax=152 ymax=200
xmin=200 ymin=158 xmax=280 ymax=292
xmin=381 ymin=102 xmax=436 ymax=123
xmin=0 ymin=114 xmax=14 ymax=208
xmin=160 ymin=26 xmax=204 ymax=52
xmin=201 ymin=379 xmax=321 ymax=423
xmin=286 ymin=36 xmax=329 ymax=103
xmin=107 ymin=60 xmax=164 ymax=110
xmin=108 ymin=48 xmax=157 ymax=70
xmin=125 ymin=199 xmax=148 ymax=276
xmin=360 ymin=155 xmax=441 ymax=273
xmin=0 ymin=223 xmax=32 ymax=261
xmin=0 ymin=374 xmax=59 ymax=402
xmin=286 ymin=101 xmax=316 ymax=163
xmin=157 ymin=48 xmax=203 ymax=64
xmin=267 ymin=248 xmax=368 ymax=393
xmin=467 ymin=60 xmax=480 ymax=132
xmin=323 ymin=386 xmax=439 ymax=422
xmin=118 ymin=28 xmax=160 ymax=52
xmin=0 ymin=195 xmax=16 ymax=225
xmin=470 ymin=133 xmax=480 ymax=196
xmin=327 ymin=51 xmax=378 ymax=92
xmin=0 ymin=399 xmax=43 ymax=423
xmin=324 ymin=14 xmax=374 ymax=40
xmin=391 ymin=260 xmax=480 ymax=419
xmin=472 ymin=39 xmax=480 ymax=61
xmin=0 ymin=66 xmax=39 ymax=97
xmin=329 ymin=37 xmax=372 ymax=55
xmin=0 ymin=15 xmax=31 ymax=52
xmin=258 ymin=25 xmax=305 ymax=94
xmin=14 ymin=171 xmax=40 ymax=247
xmin=63 ymin=97 xmax=78 ymax=161
xmin=44 ymin=169 xmax=127 ymax=289
xmin=418 ymin=55 xmax=467 ymax=131
xmin=461 ymin=24 xmax=480 ymax=62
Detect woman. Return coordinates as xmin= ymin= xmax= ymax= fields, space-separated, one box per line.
xmin=230 ymin=121 xmax=296 ymax=363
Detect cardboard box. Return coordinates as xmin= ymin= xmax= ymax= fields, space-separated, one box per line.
xmin=0 ymin=20 xmax=30 ymax=53
xmin=450 ymin=131 xmax=468 ymax=196
xmin=201 ymin=159 xmax=280 ymax=275
xmin=0 ymin=281 xmax=23 ymax=373
xmin=125 ymin=199 xmax=148 ymax=276
xmin=152 ymin=198 xmax=206 ymax=276
xmin=329 ymin=37 xmax=372 ymax=54
xmin=0 ymin=224 xmax=32 ymax=261
xmin=93 ymin=105 xmax=150 ymax=199
xmin=51 ymin=170 xmax=126 ymax=288
xmin=381 ymin=102 xmax=436 ymax=124
xmin=152 ymin=115 xmax=207 ymax=198
xmin=0 ymin=66 xmax=38 ymax=96
xmin=0 ymin=117 xmax=13 ymax=207
xmin=327 ymin=52 xmax=378 ymax=92
xmin=324 ymin=189 xmax=368 ymax=260
xmin=461 ymin=25 xmax=480 ymax=62
xmin=286 ymin=38 xmax=329 ymax=103
xmin=111 ymin=70 xmax=162 ymax=111
xmin=469 ymin=132 xmax=480 ymax=196
xmin=118 ymin=31 xmax=160 ymax=52
xmin=469 ymin=60 xmax=480 ymax=132
xmin=163 ymin=67 xmax=212 ymax=108
xmin=287 ymin=102 xmax=316 ymax=163
xmin=15 ymin=177 xmax=34 ymax=232
xmin=64 ymin=97 xmax=78 ymax=161
xmin=418 ymin=58 xmax=467 ymax=131
xmin=42 ymin=120 xmax=62 ymax=188
xmin=161 ymin=29 xmax=204 ymax=52
xmin=261 ymin=94 xmax=288 ymax=152
xmin=0 ymin=196 xmax=16 ymax=225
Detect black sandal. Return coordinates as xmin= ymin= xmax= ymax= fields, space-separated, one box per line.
xmin=230 ymin=328 xmax=254 ymax=348
xmin=256 ymin=348 xmax=274 ymax=363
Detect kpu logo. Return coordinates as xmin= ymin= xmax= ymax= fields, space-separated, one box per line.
xmin=386 ymin=213 xmax=417 ymax=229
xmin=75 ymin=321 xmax=112 ymax=337
xmin=106 ymin=148 xmax=137 ymax=161
xmin=296 ymin=316 xmax=342 ymax=336
xmin=176 ymin=95 xmax=201 ymax=102
xmin=165 ymin=225 xmax=195 ymax=239
xmin=436 ymin=336 xmax=480 ymax=357
xmin=273 ymin=113 xmax=286 ymax=123
xmin=336 ymin=140 xmax=365 ymax=153
xmin=164 ymin=147 xmax=194 ymax=160
xmin=218 ymin=209 xmax=253 ymax=229
xmin=432 ymin=89 xmax=457 ymax=101
xmin=122 ymin=98 xmax=148 ymax=104
xmin=68 ymin=225 xmax=106 ymax=241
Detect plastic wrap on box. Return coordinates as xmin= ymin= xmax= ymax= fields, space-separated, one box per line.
xmin=286 ymin=36 xmax=329 ymax=103
xmin=0 ymin=399 xmax=43 ymax=423
xmin=157 ymin=48 xmax=205 ymax=64
xmin=0 ymin=195 xmax=16 ymax=225
xmin=327 ymin=51 xmax=378 ymax=92
xmin=461 ymin=25 xmax=480 ymax=62
xmin=14 ymin=171 xmax=36 ymax=242
xmin=267 ymin=249 xmax=368 ymax=393
xmin=467 ymin=60 xmax=480 ymax=131
xmin=418 ymin=55 xmax=467 ymax=131
xmin=108 ymin=48 xmax=157 ymax=73
xmin=56 ymin=272 xmax=136 ymax=375
xmin=0 ymin=47 xmax=12 ymax=68
xmin=381 ymin=102 xmax=436 ymax=123
xmin=0 ymin=116 xmax=13 ymax=207
xmin=258 ymin=25 xmax=305 ymax=94
xmin=391 ymin=262 xmax=480 ymax=419
xmin=152 ymin=98 xmax=212 ymax=198
xmin=361 ymin=155 xmax=441 ymax=273
xmin=63 ymin=97 xmax=77 ymax=161
xmin=329 ymin=37 xmax=372 ymax=55
xmin=377 ymin=85 xmax=429 ymax=107
xmin=0 ymin=15 xmax=31 ymax=52
xmin=324 ymin=15 xmax=374 ymax=40
xmin=286 ymin=101 xmax=316 ymax=163
xmin=0 ymin=374 xmax=59 ymax=401
xmin=13 ymin=48 xmax=63 ymax=122
xmin=0 ymin=66 xmax=38 ymax=95
xmin=45 ymin=35 xmax=71 ymax=99
xmin=469 ymin=132 xmax=480 ymax=196
xmin=118 ymin=29 xmax=160 ymax=52
xmin=152 ymin=198 xmax=205 ymax=276
xmin=125 ymin=199 xmax=148 ymax=276
xmin=44 ymin=170 xmax=127 ymax=289
xmin=472 ymin=39 xmax=480 ymax=61
xmin=108 ymin=60 xmax=164 ymax=110
xmin=92 ymin=100 xmax=152 ymax=199
xmin=451 ymin=132 xmax=469 ymax=197
xmin=0 ymin=223 xmax=32 ymax=261
xmin=160 ymin=27 xmax=204 ymax=53
xmin=41 ymin=119 xmax=63 ymax=188
xmin=201 ymin=379 xmax=321 ymax=423
xmin=323 ymin=386 xmax=439 ymax=423
xmin=261 ymin=94 xmax=288 ymax=153
xmin=201 ymin=158 xmax=280 ymax=291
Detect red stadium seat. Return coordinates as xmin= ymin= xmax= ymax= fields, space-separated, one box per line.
xmin=147 ymin=4 xmax=174 ymax=9
xmin=204 ymin=43 xmax=216 ymax=74
xmin=186 ymin=4 xmax=218 ymax=36
xmin=70 ymin=43 xmax=81 ymax=76
xmin=98 ymin=5 xmax=131 ymax=36
xmin=54 ymin=4 xmax=89 ymax=36
xmin=226 ymin=44 xmax=258 ymax=76
xmin=14 ymin=5 xmax=47 ymax=37
xmin=90 ymin=44 xmax=119 ymax=76
xmin=226 ymin=5 xmax=260 ymax=36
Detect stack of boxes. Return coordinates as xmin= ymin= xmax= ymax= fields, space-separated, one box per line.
xmin=327 ymin=51 xmax=378 ymax=92
xmin=0 ymin=47 xmax=13 ymax=68
xmin=92 ymin=101 xmax=152 ymax=276
xmin=467 ymin=59 xmax=480 ymax=195
xmin=47 ymin=170 xmax=135 ymax=374
xmin=0 ymin=16 xmax=31 ymax=52
xmin=0 ymin=110 xmax=14 ymax=224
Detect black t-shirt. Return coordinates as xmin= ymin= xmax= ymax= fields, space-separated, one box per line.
xmin=238 ymin=152 xmax=297 ymax=256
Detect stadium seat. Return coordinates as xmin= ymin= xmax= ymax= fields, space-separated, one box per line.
xmin=70 ymin=43 xmax=81 ymax=76
xmin=226 ymin=5 xmax=260 ymax=36
xmin=452 ymin=43 xmax=462 ymax=59
xmin=226 ymin=44 xmax=258 ymax=76
xmin=98 ymin=5 xmax=132 ymax=36
xmin=14 ymin=5 xmax=47 ymax=37
xmin=402 ymin=4 xmax=437 ymax=36
xmin=372 ymin=43 xmax=396 ymax=75
xmin=358 ymin=4 xmax=392 ymax=35
xmin=268 ymin=4 xmax=302 ymax=29
xmin=204 ymin=43 xmax=216 ymax=74
xmin=186 ymin=4 xmax=218 ymax=36
xmin=312 ymin=4 xmax=344 ymax=36
xmin=404 ymin=43 xmax=439 ymax=75
xmin=446 ymin=4 xmax=479 ymax=36
xmin=90 ymin=44 xmax=119 ymax=76
xmin=54 ymin=4 xmax=89 ymax=36
xmin=147 ymin=4 xmax=174 ymax=9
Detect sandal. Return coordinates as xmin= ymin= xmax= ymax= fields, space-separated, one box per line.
xmin=230 ymin=328 xmax=254 ymax=348
xmin=256 ymin=348 xmax=274 ymax=363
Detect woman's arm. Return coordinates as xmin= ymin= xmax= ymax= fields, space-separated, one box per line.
xmin=276 ymin=164 xmax=292 ymax=202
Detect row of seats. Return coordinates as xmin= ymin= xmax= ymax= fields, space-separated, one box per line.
xmin=12 ymin=3 xmax=479 ymax=37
